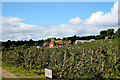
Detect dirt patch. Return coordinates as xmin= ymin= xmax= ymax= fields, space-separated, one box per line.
xmin=1 ymin=68 xmax=20 ymax=78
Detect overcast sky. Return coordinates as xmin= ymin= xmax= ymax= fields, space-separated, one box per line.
xmin=1 ymin=2 xmax=119 ymax=41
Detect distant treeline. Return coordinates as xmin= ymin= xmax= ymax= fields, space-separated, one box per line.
xmin=2 ymin=28 xmax=120 ymax=49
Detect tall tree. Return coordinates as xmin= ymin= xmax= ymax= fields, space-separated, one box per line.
xmin=107 ymin=29 xmax=114 ymax=36
xmin=114 ymin=28 xmax=120 ymax=39
xmin=45 ymin=38 xmax=51 ymax=42
xmin=100 ymin=30 xmax=107 ymax=39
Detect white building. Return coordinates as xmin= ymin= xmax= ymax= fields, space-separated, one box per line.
xmin=75 ymin=39 xmax=96 ymax=44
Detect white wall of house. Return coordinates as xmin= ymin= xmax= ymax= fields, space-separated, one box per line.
xmin=75 ymin=39 xmax=95 ymax=44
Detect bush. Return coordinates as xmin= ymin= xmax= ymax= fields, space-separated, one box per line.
xmin=111 ymin=35 xmax=115 ymax=39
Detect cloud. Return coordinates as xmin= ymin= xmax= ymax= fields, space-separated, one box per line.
xmin=69 ymin=16 xmax=82 ymax=24
xmin=68 ymin=2 xmax=118 ymax=27
xmin=84 ymin=2 xmax=118 ymax=27
xmin=2 ymin=17 xmax=23 ymax=26
xmin=1 ymin=2 xmax=118 ymax=41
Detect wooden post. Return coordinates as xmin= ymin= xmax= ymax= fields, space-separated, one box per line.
xmin=63 ymin=51 xmax=66 ymax=68
xmin=39 ymin=50 xmax=43 ymax=75
xmin=91 ymin=49 xmax=94 ymax=64
xmin=115 ymin=47 xmax=117 ymax=63
xmin=35 ymin=52 xmax=37 ymax=70
xmin=55 ymin=52 xmax=57 ymax=66
xmin=70 ymin=53 xmax=74 ymax=73
xmin=102 ymin=62 xmax=104 ymax=72
xmin=30 ymin=51 xmax=33 ymax=71
xmin=82 ymin=48 xmax=85 ymax=64
xmin=27 ymin=51 xmax=30 ymax=70
xmin=30 ymin=61 xmax=31 ymax=71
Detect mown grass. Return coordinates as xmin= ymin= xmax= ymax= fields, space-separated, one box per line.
xmin=2 ymin=62 xmax=46 ymax=78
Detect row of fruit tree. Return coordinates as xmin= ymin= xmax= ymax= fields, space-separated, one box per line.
xmin=2 ymin=39 xmax=120 ymax=79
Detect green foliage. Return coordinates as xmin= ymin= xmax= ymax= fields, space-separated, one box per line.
xmin=10 ymin=44 xmax=16 ymax=50
xmin=45 ymin=38 xmax=51 ymax=42
xmin=111 ymin=35 xmax=115 ymax=39
xmin=2 ymin=39 xmax=120 ymax=79
xmin=108 ymin=36 xmax=111 ymax=39
xmin=114 ymin=28 xmax=120 ymax=39
xmin=51 ymin=37 xmax=57 ymax=40
xmin=107 ymin=29 xmax=114 ymax=36
xmin=99 ymin=29 xmax=115 ymax=39
xmin=100 ymin=30 xmax=107 ymax=39
xmin=34 ymin=42 xmax=40 ymax=46
xmin=21 ymin=44 xmax=30 ymax=48
xmin=2 ymin=46 xmax=8 ymax=51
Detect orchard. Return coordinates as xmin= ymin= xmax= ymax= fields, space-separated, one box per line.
xmin=2 ymin=39 xmax=120 ymax=79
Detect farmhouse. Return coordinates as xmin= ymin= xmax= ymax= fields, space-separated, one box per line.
xmin=64 ymin=41 xmax=71 ymax=45
xmin=55 ymin=41 xmax=64 ymax=46
xmin=75 ymin=39 xmax=96 ymax=44
xmin=43 ymin=40 xmax=71 ymax=48
xmin=49 ymin=41 xmax=55 ymax=48
xmin=43 ymin=42 xmax=49 ymax=47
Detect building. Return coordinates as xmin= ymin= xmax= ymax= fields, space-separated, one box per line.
xmin=64 ymin=41 xmax=71 ymax=45
xmin=75 ymin=40 xmax=90 ymax=44
xmin=49 ymin=41 xmax=55 ymax=48
xmin=43 ymin=42 xmax=49 ymax=47
xmin=75 ymin=39 xmax=96 ymax=44
xmin=43 ymin=40 xmax=71 ymax=48
xmin=89 ymin=39 xmax=96 ymax=42
xmin=55 ymin=41 xmax=64 ymax=46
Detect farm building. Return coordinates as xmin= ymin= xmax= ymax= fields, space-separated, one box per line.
xmin=55 ymin=41 xmax=64 ymax=46
xmin=43 ymin=42 xmax=49 ymax=47
xmin=43 ymin=40 xmax=71 ymax=48
xmin=75 ymin=39 xmax=96 ymax=44
xmin=49 ymin=41 xmax=55 ymax=48
xmin=64 ymin=41 xmax=71 ymax=45
xmin=89 ymin=39 xmax=96 ymax=42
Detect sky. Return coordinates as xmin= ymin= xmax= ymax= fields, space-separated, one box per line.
xmin=1 ymin=2 xmax=119 ymax=41
xmin=2 ymin=2 xmax=114 ymax=26
xmin=2 ymin=0 xmax=118 ymax=2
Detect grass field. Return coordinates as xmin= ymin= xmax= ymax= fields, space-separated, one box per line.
xmin=2 ymin=62 xmax=46 ymax=78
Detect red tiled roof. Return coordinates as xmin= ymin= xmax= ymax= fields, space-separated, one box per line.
xmin=50 ymin=41 xmax=55 ymax=44
xmin=59 ymin=41 xmax=64 ymax=44
xmin=64 ymin=41 xmax=71 ymax=44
